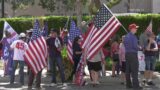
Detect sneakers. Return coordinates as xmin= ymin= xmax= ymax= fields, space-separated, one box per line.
xmin=62 ymin=83 xmax=67 ymax=87
xmin=147 ymin=81 xmax=155 ymax=86
xmin=133 ymin=86 xmax=143 ymax=90
xmin=50 ymin=83 xmax=57 ymax=87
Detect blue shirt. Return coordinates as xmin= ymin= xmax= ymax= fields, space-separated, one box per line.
xmin=124 ymin=32 xmax=138 ymax=53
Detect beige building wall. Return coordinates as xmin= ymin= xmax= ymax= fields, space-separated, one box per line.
xmin=152 ymin=0 xmax=160 ymax=13
xmin=0 ymin=0 xmax=159 ymax=17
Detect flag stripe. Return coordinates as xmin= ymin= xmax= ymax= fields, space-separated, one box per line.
xmin=87 ymin=17 xmax=115 ymax=51
xmin=67 ymin=40 xmax=74 ymax=64
xmin=34 ymin=38 xmax=46 ymax=68
xmin=88 ymin=21 xmax=120 ymax=59
xmin=146 ymin=21 xmax=152 ymax=33
xmin=88 ymin=17 xmax=117 ymax=52
xmin=24 ymin=50 xmax=39 ymax=74
xmin=67 ymin=20 xmax=82 ymax=64
xmin=24 ymin=20 xmax=48 ymax=75
xmin=27 ymin=42 xmax=41 ymax=70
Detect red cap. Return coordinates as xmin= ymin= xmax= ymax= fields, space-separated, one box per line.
xmin=129 ymin=23 xmax=139 ymax=30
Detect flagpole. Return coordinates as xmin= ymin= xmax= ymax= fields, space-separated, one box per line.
xmin=103 ymin=3 xmax=128 ymax=33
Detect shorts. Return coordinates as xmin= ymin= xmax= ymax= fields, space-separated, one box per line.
xmin=121 ymin=61 xmax=126 ymax=73
xmin=145 ymin=56 xmax=156 ymax=71
xmin=87 ymin=61 xmax=102 ymax=72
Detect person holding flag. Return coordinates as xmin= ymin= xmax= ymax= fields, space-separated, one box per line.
xmin=24 ymin=19 xmax=48 ymax=89
xmin=0 ymin=31 xmax=11 ymax=77
xmin=46 ymin=29 xmax=66 ymax=86
xmin=10 ymin=33 xmax=28 ymax=85
xmin=1 ymin=21 xmax=19 ymax=76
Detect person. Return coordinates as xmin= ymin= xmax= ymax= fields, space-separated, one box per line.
xmin=0 ymin=31 xmax=11 ymax=77
xmin=28 ymin=70 xmax=42 ymax=89
xmin=119 ymin=35 xmax=126 ymax=85
xmin=124 ymin=23 xmax=143 ymax=89
xmin=10 ymin=33 xmax=28 ymax=85
xmin=87 ymin=49 xmax=105 ymax=87
xmin=143 ymin=33 xmax=158 ymax=86
xmin=69 ymin=36 xmax=82 ymax=82
xmin=111 ymin=37 xmax=119 ymax=77
xmin=46 ymin=29 xmax=66 ymax=86
xmin=139 ymin=30 xmax=151 ymax=51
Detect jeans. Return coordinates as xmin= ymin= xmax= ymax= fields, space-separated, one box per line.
xmin=125 ymin=53 xmax=140 ymax=88
xmin=28 ymin=69 xmax=42 ymax=88
xmin=145 ymin=56 xmax=156 ymax=71
xmin=10 ymin=60 xmax=24 ymax=84
xmin=49 ymin=55 xmax=65 ymax=83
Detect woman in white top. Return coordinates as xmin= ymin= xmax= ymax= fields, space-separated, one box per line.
xmin=87 ymin=49 xmax=105 ymax=87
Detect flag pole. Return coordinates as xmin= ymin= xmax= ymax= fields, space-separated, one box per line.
xmin=103 ymin=3 xmax=128 ymax=33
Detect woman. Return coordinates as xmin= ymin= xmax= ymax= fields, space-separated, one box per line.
xmin=70 ymin=36 xmax=82 ymax=82
xmin=111 ymin=38 xmax=119 ymax=77
xmin=144 ymin=33 xmax=158 ymax=86
xmin=87 ymin=49 xmax=104 ymax=87
xmin=119 ymin=36 xmax=126 ymax=84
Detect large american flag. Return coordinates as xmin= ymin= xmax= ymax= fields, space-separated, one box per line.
xmin=145 ymin=20 xmax=152 ymax=33
xmin=24 ymin=20 xmax=48 ymax=75
xmin=75 ymin=4 xmax=121 ymax=86
xmin=67 ymin=20 xmax=82 ymax=64
xmin=82 ymin=4 xmax=121 ymax=60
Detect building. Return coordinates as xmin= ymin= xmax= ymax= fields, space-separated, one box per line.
xmin=1 ymin=0 xmax=160 ymax=17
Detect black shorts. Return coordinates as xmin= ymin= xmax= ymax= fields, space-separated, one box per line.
xmin=121 ymin=61 xmax=126 ymax=73
xmin=87 ymin=61 xmax=102 ymax=72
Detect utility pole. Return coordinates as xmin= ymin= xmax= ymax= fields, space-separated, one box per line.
xmin=1 ymin=0 xmax=5 ymax=18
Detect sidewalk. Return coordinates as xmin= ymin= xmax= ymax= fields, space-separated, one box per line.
xmin=0 ymin=68 xmax=160 ymax=90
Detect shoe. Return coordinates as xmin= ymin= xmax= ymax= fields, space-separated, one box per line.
xmin=133 ymin=86 xmax=143 ymax=90
xmin=126 ymin=85 xmax=133 ymax=88
xmin=62 ymin=83 xmax=67 ymax=87
xmin=120 ymin=82 xmax=125 ymax=85
xmin=28 ymin=86 xmax=32 ymax=90
xmin=35 ymin=87 xmax=42 ymax=90
xmin=50 ymin=83 xmax=57 ymax=87
xmin=147 ymin=81 xmax=155 ymax=86
xmin=95 ymin=81 xmax=100 ymax=85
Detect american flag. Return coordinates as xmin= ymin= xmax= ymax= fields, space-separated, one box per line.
xmin=75 ymin=4 xmax=121 ymax=86
xmin=82 ymin=4 xmax=121 ymax=60
xmin=41 ymin=21 xmax=48 ymax=37
xmin=24 ymin=20 xmax=48 ymax=75
xmin=67 ymin=20 xmax=82 ymax=64
xmin=145 ymin=20 xmax=152 ymax=33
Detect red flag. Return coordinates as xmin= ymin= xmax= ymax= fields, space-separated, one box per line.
xmin=24 ymin=20 xmax=48 ymax=75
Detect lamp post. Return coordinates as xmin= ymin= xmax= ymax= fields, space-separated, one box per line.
xmin=1 ymin=0 xmax=4 ymax=18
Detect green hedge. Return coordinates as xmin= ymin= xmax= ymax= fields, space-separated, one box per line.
xmin=1 ymin=14 xmax=160 ymax=71
xmin=1 ymin=14 xmax=160 ymax=38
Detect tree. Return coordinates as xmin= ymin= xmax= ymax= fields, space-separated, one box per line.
xmin=38 ymin=0 xmax=121 ymax=28
xmin=39 ymin=0 xmax=55 ymax=13
xmin=89 ymin=0 xmax=122 ymax=15
xmin=1 ymin=0 xmax=35 ymax=16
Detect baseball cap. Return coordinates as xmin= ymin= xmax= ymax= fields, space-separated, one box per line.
xmin=129 ymin=23 xmax=139 ymax=30
xmin=19 ymin=33 xmax=26 ymax=38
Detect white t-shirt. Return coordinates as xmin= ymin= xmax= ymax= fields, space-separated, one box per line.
xmin=10 ymin=40 xmax=28 ymax=61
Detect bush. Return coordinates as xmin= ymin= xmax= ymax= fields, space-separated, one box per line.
xmin=1 ymin=14 xmax=160 ymax=71
xmin=1 ymin=14 xmax=160 ymax=38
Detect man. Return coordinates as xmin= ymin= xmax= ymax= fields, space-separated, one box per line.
xmin=46 ymin=29 xmax=66 ymax=86
xmin=10 ymin=33 xmax=28 ymax=85
xmin=124 ymin=23 xmax=143 ymax=89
